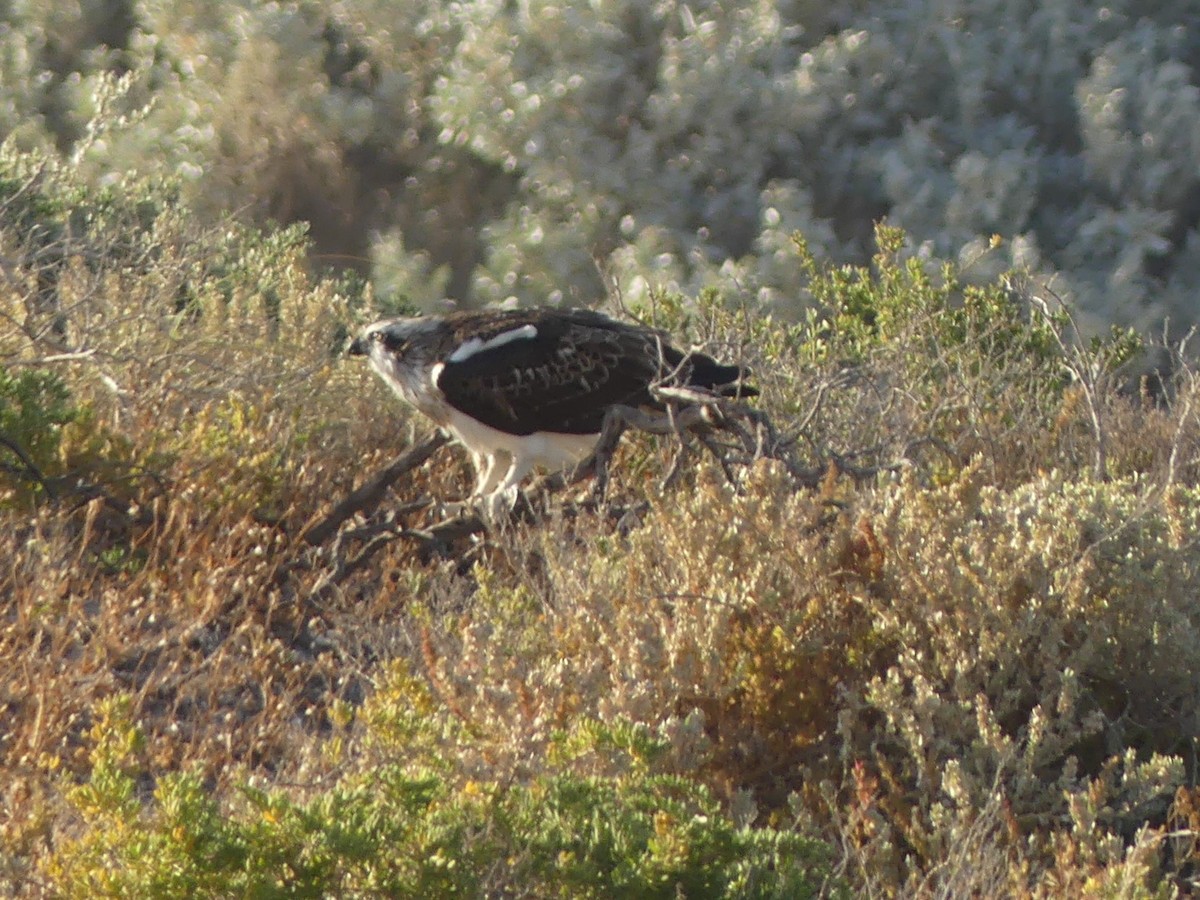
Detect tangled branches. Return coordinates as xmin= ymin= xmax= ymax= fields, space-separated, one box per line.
xmin=295 ymin=380 xmax=934 ymax=602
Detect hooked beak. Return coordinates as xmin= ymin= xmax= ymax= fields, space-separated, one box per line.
xmin=347 ymin=335 xmax=367 ymax=356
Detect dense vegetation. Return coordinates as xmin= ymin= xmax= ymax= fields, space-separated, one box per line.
xmin=2 ymin=138 xmax=1199 ymax=895
xmin=5 ymin=1 xmax=1200 ymax=896
xmin=4 ymin=1 xmax=1200 ymax=332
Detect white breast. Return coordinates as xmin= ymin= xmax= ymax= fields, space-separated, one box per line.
xmin=443 ymin=406 xmax=599 ymax=470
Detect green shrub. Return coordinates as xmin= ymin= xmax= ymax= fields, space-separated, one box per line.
xmin=0 ymin=365 xmax=78 ymax=504
xmin=45 ymin=683 xmax=840 ymax=898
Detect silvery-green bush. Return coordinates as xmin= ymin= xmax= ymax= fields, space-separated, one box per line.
xmin=4 ymin=0 xmax=1200 ymax=331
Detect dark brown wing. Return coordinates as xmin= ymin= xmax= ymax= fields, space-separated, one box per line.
xmin=435 ymin=311 xmax=661 ymax=435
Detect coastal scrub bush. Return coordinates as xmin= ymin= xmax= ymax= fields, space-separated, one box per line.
xmin=44 ymin=684 xmax=840 ymax=898
xmin=2 ymin=109 xmax=1200 ymax=895
xmin=411 ymin=462 xmax=1200 ymax=894
xmin=4 ymin=1 xmax=1200 ymax=332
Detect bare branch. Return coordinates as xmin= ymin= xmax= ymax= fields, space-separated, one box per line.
xmin=3 ymin=349 xmax=99 ymax=365
xmin=0 ymin=432 xmax=55 ymax=498
xmin=1027 ymin=281 xmax=1112 ymax=481
xmin=302 ymin=431 xmax=449 ymax=546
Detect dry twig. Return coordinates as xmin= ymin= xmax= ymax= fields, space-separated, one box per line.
xmin=302 ymin=431 xmax=449 ymax=546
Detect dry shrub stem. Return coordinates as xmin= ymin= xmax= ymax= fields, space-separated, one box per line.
xmin=1029 ymin=283 xmax=1113 ymax=480
xmin=0 ymin=431 xmax=53 ymax=495
xmin=301 ymin=430 xmax=450 ymax=546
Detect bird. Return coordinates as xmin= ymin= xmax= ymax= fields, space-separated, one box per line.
xmin=347 ymin=307 xmax=755 ymax=510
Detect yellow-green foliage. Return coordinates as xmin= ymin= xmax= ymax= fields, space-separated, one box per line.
xmin=46 ymin=679 xmax=836 ymax=898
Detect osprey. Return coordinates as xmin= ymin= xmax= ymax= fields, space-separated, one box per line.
xmin=348 ymin=307 xmax=755 ymax=507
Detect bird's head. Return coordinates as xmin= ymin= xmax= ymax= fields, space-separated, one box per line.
xmin=347 ymin=317 xmax=443 ymax=361
xmin=347 ymin=316 xmax=451 ymax=418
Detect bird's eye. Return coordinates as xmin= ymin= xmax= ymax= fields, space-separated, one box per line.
xmin=378 ymin=331 xmax=408 ymax=353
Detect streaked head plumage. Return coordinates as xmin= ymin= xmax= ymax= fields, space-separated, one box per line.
xmin=347 ymin=316 xmax=443 ymax=360
xmin=348 ymin=316 xmax=452 ymax=419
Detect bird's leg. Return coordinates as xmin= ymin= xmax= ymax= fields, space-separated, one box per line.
xmin=470 ymin=452 xmax=494 ymax=498
xmin=475 ymin=451 xmax=511 ymax=497
xmin=584 ymin=406 xmax=630 ymax=501
xmin=479 ymin=453 xmax=536 ymax=520
xmin=480 ymin=489 xmax=514 ymax=524
xmin=496 ymin=456 xmax=534 ymax=499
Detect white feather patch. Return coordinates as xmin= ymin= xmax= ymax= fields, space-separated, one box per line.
xmin=430 ymin=361 xmax=445 ymax=388
xmin=447 ymin=324 xmax=538 ymax=363
xmin=442 ymin=405 xmax=599 ymax=474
